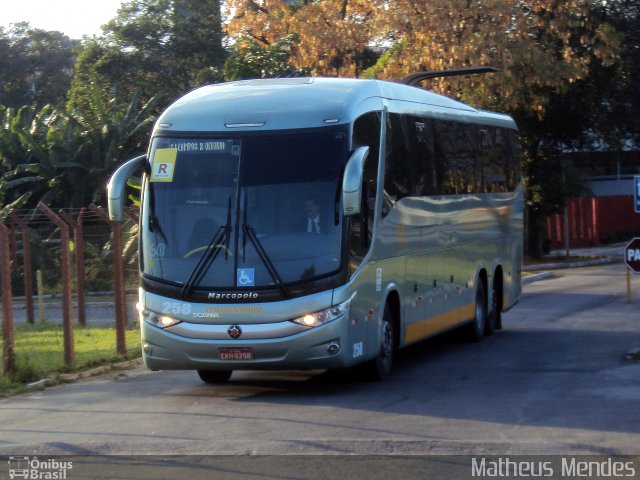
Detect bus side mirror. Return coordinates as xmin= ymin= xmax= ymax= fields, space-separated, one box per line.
xmin=342 ymin=146 xmax=369 ymax=217
xmin=107 ymin=155 xmax=146 ymax=221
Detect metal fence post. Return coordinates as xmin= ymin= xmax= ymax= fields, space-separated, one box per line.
xmin=38 ymin=202 xmax=74 ymax=365
xmin=59 ymin=209 xmax=87 ymax=327
xmin=90 ymin=204 xmax=126 ymax=355
xmin=76 ymin=208 xmax=87 ymax=326
xmin=0 ymin=223 xmax=16 ymax=378
xmin=11 ymin=213 xmax=34 ymax=324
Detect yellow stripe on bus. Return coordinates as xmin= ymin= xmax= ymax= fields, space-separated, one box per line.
xmin=404 ymin=302 xmax=475 ymax=344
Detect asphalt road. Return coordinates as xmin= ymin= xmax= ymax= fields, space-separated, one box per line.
xmin=1 ymin=263 xmax=639 ymax=478
xmin=11 ymin=297 xmax=138 ymax=327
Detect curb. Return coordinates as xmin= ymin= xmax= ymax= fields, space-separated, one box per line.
xmin=25 ymin=358 xmax=143 ymax=391
xmin=522 ymin=272 xmax=555 ymax=285
xmin=524 ymin=255 xmax=620 ymax=272
xmin=625 ymin=347 xmax=640 ymax=361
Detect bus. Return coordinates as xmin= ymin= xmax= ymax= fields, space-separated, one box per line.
xmin=108 ymin=75 xmax=523 ymax=383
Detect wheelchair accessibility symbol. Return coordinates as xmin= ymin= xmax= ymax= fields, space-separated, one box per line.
xmin=237 ymin=268 xmax=255 ymax=287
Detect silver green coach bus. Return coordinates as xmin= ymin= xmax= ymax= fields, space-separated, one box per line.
xmin=108 ymin=76 xmax=523 ymax=383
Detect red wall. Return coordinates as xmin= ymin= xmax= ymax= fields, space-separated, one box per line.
xmin=546 ymin=196 xmax=640 ymax=247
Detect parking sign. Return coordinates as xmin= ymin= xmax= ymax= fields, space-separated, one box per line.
xmin=625 ymin=238 xmax=640 ymax=274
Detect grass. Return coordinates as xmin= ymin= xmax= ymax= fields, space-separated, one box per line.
xmin=0 ymin=323 xmax=141 ymax=396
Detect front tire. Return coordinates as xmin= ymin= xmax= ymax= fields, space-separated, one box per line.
xmin=197 ymin=369 xmax=232 ymax=384
xmin=365 ymin=304 xmax=395 ymax=381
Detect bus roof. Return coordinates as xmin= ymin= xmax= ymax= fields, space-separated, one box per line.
xmin=154 ymin=77 xmax=517 ymax=134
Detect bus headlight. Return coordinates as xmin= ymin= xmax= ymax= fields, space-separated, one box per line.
xmin=139 ymin=308 xmax=181 ymax=329
xmin=292 ymin=294 xmax=355 ymax=328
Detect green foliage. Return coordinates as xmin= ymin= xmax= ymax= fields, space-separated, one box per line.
xmin=127 ymin=177 xmax=142 ymax=207
xmin=69 ymin=0 xmax=226 ymax=113
xmin=70 ymin=82 xmax=162 ymax=204
xmin=360 ymin=42 xmax=404 ymax=79
xmin=0 ymin=178 xmax=32 ymax=222
xmin=9 ymin=228 xmax=61 ymax=296
xmin=0 ymin=23 xmax=77 ymax=109
xmin=0 ymin=104 xmax=89 ymax=208
xmin=83 ymin=240 xmax=116 ymax=292
xmin=224 ymin=34 xmax=304 ymax=80
xmin=0 ymin=84 xmax=160 ymax=209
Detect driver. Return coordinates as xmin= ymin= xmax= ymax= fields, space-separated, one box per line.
xmin=305 ymin=198 xmax=322 ymax=234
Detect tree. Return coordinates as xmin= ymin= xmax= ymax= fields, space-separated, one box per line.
xmin=0 ymin=23 xmax=77 ymax=108
xmin=225 ymin=0 xmax=378 ymax=77
xmin=228 ymin=0 xmax=622 ymax=257
xmin=224 ymin=34 xmax=304 ymax=80
xmin=363 ymin=0 xmax=623 ymax=257
xmin=68 ymin=0 xmax=227 ymax=114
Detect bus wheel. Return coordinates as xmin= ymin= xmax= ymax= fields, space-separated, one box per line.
xmin=485 ymin=284 xmax=497 ymax=335
xmin=487 ymin=282 xmax=502 ymax=333
xmin=365 ymin=304 xmax=394 ymax=380
xmin=197 ymin=369 xmax=232 ymax=384
xmin=468 ymin=281 xmax=486 ymax=342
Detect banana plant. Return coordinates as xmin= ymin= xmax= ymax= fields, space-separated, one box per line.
xmin=0 ymin=84 xmax=161 ymax=209
xmin=0 ymin=104 xmax=89 ymax=208
xmin=70 ymin=80 xmax=162 ymax=204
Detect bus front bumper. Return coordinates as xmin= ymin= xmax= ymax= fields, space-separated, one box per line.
xmin=140 ymin=318 xmax=354 ymax=371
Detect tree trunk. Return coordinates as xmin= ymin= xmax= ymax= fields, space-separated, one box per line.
xmin=525 ymin=206 xmax=546 ymax=259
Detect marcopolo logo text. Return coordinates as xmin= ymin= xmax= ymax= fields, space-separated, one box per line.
xmin=208 ymin=292 xmax=259 ymax=300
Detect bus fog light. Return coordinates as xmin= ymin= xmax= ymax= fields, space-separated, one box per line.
xmin=327 ymin=343 xmax=340 ymax=355
xmin=143 ymin=344 xmax=152 ymax=354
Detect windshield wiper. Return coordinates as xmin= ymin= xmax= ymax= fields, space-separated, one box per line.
xmin=242 ymin=223 xmax=288 ymax=298
xmin=148 ymin=184 xmax=167 ymax=240
xmin=180 ymin=196 xmax=232 ymax=298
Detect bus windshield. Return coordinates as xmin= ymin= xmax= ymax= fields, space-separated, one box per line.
xmin=142 ymin=131 xmax=347 ymax=292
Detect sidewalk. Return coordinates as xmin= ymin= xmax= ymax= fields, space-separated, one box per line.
xmin=546 ymin=242 xmax=626 ymax=259
xmin=524 ymin=242 xmax=626 ymax=272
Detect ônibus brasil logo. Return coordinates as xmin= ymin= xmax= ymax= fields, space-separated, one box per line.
xmin=8 ymin=456 xmax=72 ymax=479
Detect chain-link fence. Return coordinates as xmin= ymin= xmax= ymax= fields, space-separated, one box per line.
xmin=10 ymin=208 xmax=137 ymax=294
xmin=1 ymin=204 xmax=140 ymax=380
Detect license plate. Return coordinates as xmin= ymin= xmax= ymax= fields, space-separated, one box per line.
xmin=218 ymin=348 xmax=254 ymax=361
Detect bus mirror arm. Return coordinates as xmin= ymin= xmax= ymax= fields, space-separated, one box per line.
xmin=107 ymin=155 xmax=146 ymax=222
xmin=342 ymin=146 xmax=369 ymax=217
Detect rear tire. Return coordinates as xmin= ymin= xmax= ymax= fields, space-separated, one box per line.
xmin=364 ymin=304 xmax=394 ymax=381
xmin=467 ymin=281 xmax=486 ymax=342
xmin=197 ymin=369 xmax=232 ymax=384
xmin=490 ymin=281 xmax=503 ymax=331
xmin=485 ymin=284 xmax=497 ymax=336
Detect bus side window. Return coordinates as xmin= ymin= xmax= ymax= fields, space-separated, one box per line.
xmin=383 ymin=114 xmax=412 ymax=213
xmin=349 ymin=112 xmax=381 ymax=271
xmin=481 ymin=127 xmax=509 ymax=193
xmin=434 ymin=120 xmax=482 ymax=195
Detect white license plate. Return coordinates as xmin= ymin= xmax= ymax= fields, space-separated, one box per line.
xmin=218 ymin=348 xmax=254 ymax=361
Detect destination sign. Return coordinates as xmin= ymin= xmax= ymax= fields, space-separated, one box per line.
xmin=167 ymin=139 xmax=235 ymax=154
